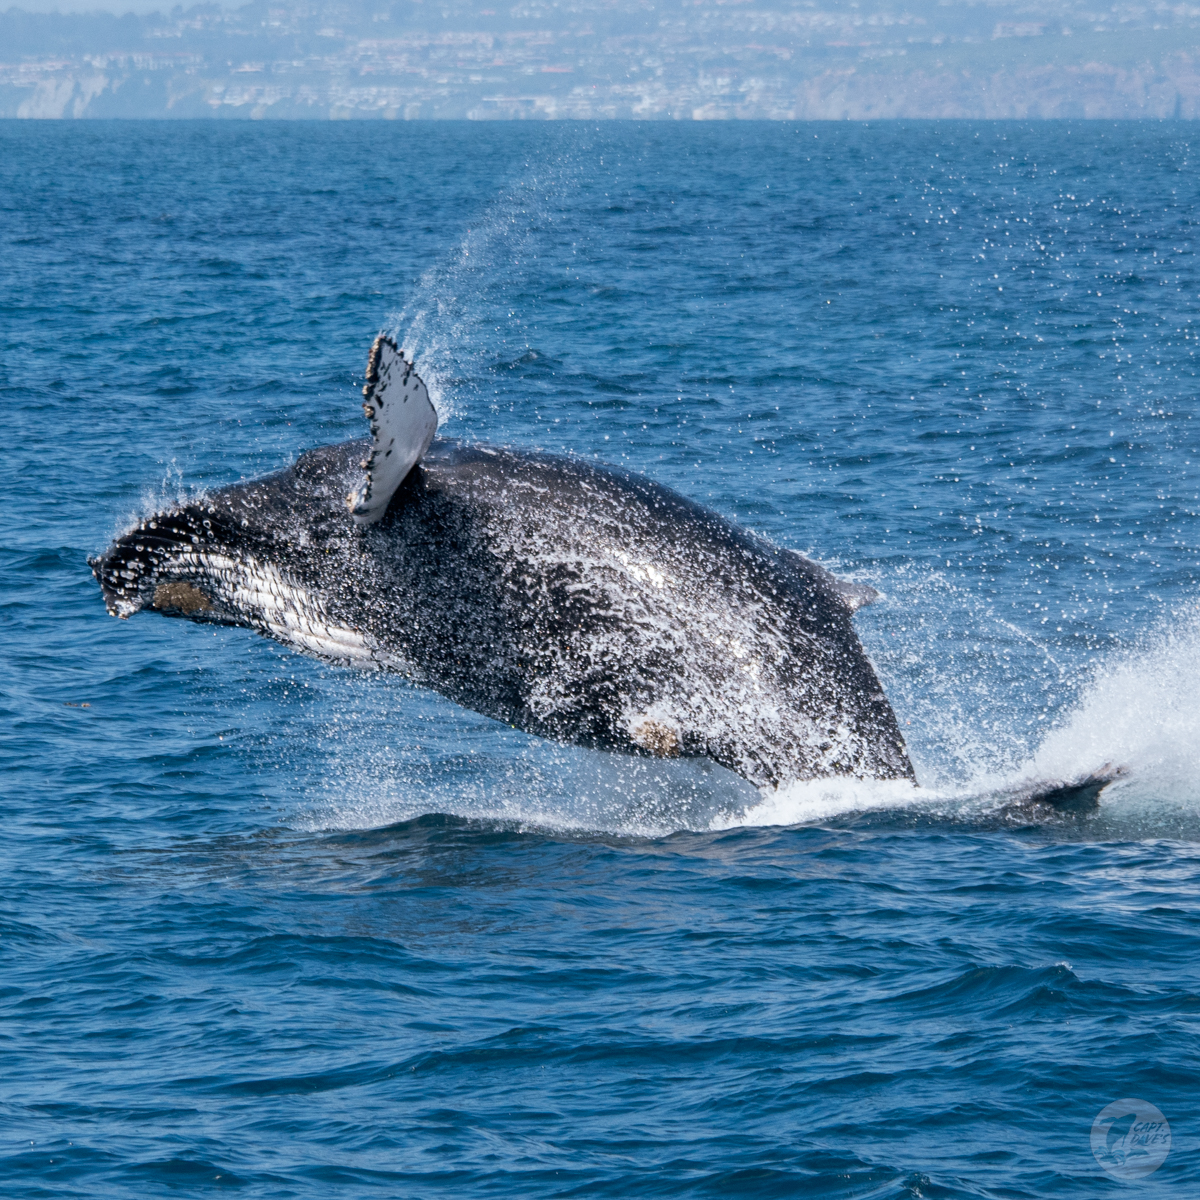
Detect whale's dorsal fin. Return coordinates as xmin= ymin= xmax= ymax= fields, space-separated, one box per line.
xmin=346 ymin=335 xmax=438 ymax=526
xmin=782 ymin=548 xmax=881 ymax=613
xmin=831 ymin=577 xmax=881 ymax=613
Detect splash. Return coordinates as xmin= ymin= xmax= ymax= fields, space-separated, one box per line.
xmin=297 ymin=603 xmax=1200 ymax=839
xmin=1025 ymin=608 xmax=1200 ymax=810
xmin=109 ymin=458 xmax=209 ymax=551
xmin=301 ymin=700 xmax=759 ymax=839
xmin=714 ymin=775 xmax=923 ymax=830
xmin=383 ymin=143 xmax=584 ymax=426
xmin=732 ymin=607 xmax=1200 ymax=831
xmin=858 ymin=563 xmax=1078 ymax=790
xmin=277 ymin=562 xmax=1200 ymax=840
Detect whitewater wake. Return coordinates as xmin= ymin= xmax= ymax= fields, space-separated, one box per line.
xmin=294 ymin=608 xmax=1200 ymax=841
xmin=735 ymin=610 xmax=1200 ymax=834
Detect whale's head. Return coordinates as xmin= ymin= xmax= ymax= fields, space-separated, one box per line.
xmin=92 ymin=337 xmax=436 ymax=635
xmin=90 ymin=501 xmax=231 ymax=621
xmin=88 ymin=440 xmax=386 ymax=664
xmin=89 ymin=494 xmax=282 ymax=623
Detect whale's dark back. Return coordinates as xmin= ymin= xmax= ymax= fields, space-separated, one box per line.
xmin=93 ymin=438 xmax=914 ymax=790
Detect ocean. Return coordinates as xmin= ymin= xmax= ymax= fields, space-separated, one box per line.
xmin=2 ymin=119 xmax=1198 ymax=1195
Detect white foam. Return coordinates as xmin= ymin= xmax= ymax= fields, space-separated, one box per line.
xmin=725 ymin=607 xmax=1200 ymax=831
xmin=292 ymin=608 xmax=1200 ymax=838
xmin=714 ymin=775 xmax=923 ymax=829
xmin=1023 ymin=608 xmax=1200 ymax=809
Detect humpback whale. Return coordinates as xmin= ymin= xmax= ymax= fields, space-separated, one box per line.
xmin=91 ymin=336 xmax=914 ymax=791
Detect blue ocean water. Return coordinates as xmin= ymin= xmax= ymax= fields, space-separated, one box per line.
xmin=2 ymin=119 xmax=1199 ymax=1195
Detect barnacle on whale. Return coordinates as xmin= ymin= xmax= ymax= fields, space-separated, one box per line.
xmin=152 ymin=581 xmax=213 ymax=613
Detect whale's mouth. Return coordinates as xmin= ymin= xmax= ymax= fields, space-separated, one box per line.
xmin=90 ymin=506 xmax=377 ymax=665
xmin=89 ymin=506 xmax=233 ymax=621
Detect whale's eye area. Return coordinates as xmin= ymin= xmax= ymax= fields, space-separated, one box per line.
xmin=153 ymin=582 xmax=213 ymax=614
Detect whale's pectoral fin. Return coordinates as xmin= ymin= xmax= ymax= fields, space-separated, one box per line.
xmin=346 ymin=334 xmax=438 ymax=526
xmin=832 ymin=578 xmax=881 ymax=613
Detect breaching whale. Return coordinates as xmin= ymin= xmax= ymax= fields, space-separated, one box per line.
xmin=91 ymin=335 xmax=915 ymax=791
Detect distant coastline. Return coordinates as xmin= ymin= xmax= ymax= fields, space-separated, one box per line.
xmin=4 ymin=1 xmax=1200 ymax=120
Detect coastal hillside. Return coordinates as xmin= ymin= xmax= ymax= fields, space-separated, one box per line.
xmin=4 ymin=0 xmax=1200 ymax=119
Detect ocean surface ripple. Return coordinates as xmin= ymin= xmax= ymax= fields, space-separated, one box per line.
xmin=2 ymin=120 xmax=1198 ymax=1196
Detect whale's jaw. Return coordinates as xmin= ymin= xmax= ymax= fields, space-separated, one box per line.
xmin=89 ymin=504 xmax=224 ymax=620
xmin=89 ymin=503 xmax=376 ymax=666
